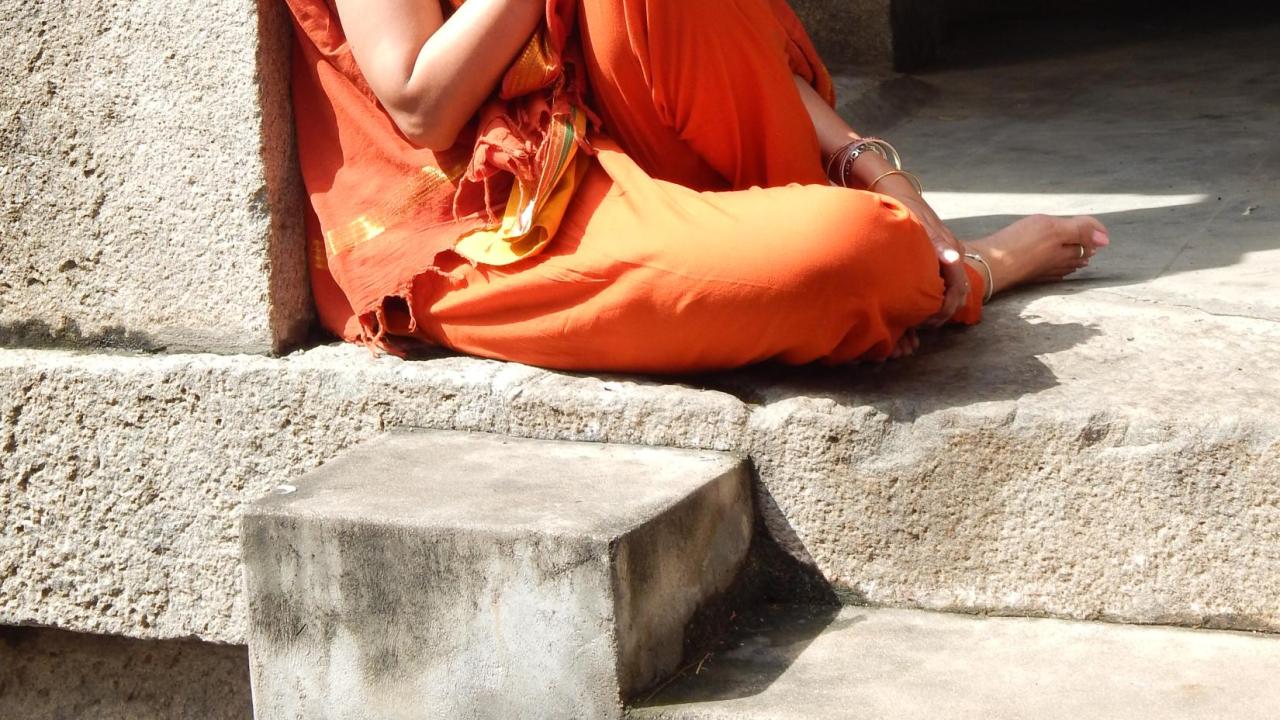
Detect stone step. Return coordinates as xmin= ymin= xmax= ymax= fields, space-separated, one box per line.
xmin=4 ymin=305 xmax=1280 ymax=650
xmin=240 ymin=430 xmax=753 ymax=719
xmin=630 ymin=606 xmax=1280 ymax=720
xmin=8 ymin=26 xmax=1280 ymax=644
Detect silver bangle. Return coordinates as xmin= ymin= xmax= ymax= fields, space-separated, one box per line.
xmin=825 ymin=137 xmax=904 ymax=187
xmin=860 ymin=138 xmax=903 ymax=170
xmin=825 ymin=141 xmax=871 ymax=186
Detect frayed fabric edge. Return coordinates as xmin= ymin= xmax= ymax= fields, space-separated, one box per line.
xmin=353 ymin=255 xmax=471 ymax=359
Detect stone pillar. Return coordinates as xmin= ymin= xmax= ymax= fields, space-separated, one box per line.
xmin=790 ymin=0 xmax=896 ymax=68
xmin=0 ymin=0 xmax=311 ymax=355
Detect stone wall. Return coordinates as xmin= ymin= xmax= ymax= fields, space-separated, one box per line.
xmin=0 ymin=0 xmax=310 ymax=355
xmin=791 ymin=0 xmax=895 ymax=68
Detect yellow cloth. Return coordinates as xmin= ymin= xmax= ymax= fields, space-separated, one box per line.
xmin=453 ymin=107 xmax=589 ymax=266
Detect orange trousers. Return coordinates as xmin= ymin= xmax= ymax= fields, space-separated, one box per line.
xmin=394 ymin=0 xmax=983 ymax=373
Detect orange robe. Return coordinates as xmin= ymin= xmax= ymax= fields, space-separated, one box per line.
xmin=286 ymin=0 xmax=984 ymax=373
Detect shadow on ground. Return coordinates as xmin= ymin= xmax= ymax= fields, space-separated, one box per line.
xmin=637 ymin=605 xmax=852 ymax=708
xmin=692 ymin=295 xmax=1099 ymax=419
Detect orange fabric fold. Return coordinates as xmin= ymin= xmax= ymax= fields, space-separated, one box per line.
xmin=283 ymin=0 xmax=591 ymax=349
xmin=383 ymin=0 xmax=980 ymax=373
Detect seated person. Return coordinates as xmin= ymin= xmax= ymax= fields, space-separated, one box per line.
xmin=284 ymin=0 xmax=1108 ymax=372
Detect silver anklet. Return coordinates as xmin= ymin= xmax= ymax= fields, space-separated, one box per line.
xmin=964 ymin=251 xmax=994 ymax=304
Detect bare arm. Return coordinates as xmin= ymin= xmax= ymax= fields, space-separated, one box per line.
xmin=335 ymin=0 xmax=544 ymax=149
xmin=794 ymin=76 xmax=969 ymax=325
xmin=793 ymin=76 xmax=905 ymax=190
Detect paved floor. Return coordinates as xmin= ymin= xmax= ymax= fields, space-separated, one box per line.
xmin=909 ymin=13 xmax=1279 ymax=324
xmin=631 ymin=606 xmax=1280 ymax=720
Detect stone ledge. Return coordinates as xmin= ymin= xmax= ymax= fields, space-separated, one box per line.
xmin=2 ymin=288 xmax=1278 ymax=643
xmin=0 ymin=626 xmax=250 ymax=720
xmin=631 ymin=606 xmax=1280 ymax=719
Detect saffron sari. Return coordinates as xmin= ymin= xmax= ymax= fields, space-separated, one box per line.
xmin=286 ymin=0 xmax=591 ymax=350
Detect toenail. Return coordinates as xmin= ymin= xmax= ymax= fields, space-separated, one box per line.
xmin=1092 ymin=229 xmax=1110 ymax=246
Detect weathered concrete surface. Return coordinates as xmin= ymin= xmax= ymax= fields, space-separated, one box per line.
xmin=903 ymin=16 xmax=1280 ymax=324
xmin=0 ymin=0 xmax=310 ymax=354
xmin=242 ymin=431 xmax=752 ymax=718
xmin=2 ymin=20 xmax=1279 ymax=646
xmin=0 ymin=625 xmax=250 ymax=720
xmin=632 ymin=606 xmax=1280 ymax=719
xmin=3 ymin=310 xmax=1278 ymax=647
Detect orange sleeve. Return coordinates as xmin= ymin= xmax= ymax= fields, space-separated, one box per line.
xmin=768 ymin=0 xmax=836 ymax=106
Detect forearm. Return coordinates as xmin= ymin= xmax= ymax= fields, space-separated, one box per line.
xmin=399 ymin=0 xmax=544 ymax=147
xmin=792 ymin=75 xmax=916 ymax=195
xmin=336 ymin=0 xmax=544 ymax=149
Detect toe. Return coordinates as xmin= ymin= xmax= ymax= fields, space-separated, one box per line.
xmin=1076 ymin=215 xmax=1109 ymax=252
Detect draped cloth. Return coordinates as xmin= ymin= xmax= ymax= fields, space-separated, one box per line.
xmin=282 ymin=0 xmax=971 ymax=373
xmin=285 ymin=0 xmax=593 ymax=350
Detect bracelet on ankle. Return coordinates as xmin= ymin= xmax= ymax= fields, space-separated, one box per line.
xmin=964 ymin=251 xmax=995 ymax=304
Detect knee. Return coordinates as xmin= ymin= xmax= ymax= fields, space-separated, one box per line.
xmin=793 ymin=190 xmax=944 ymax=320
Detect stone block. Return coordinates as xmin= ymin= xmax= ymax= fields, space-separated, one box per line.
xmin=3 ymin=302 xmax=1280 ymax=644
xmin=0 ymin=345 xmax=750 ymax=645
xmin=0 ymin=0 xmax=310 ymax=354
xmin=240 ymin=431 xmax=753 ymax=719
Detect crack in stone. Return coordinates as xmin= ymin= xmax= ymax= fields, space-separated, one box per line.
xmin=1087 ymin=290 xmax=1280 ymax=326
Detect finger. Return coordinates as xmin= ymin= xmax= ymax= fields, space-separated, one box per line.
xmin=924 ymin=231 xmax=966 ymax=326
xmin=925 ymin=275 xmax=966 ymax=327
xmin=925 ymin=275 xmax=965 ymax=326
xmin=934 ymin=228 xmax=964 ymax=256
xmin=940 ymin=225 xmax=965 ymax=252
xmin=901 ymin=330 xmax=921 ymax=353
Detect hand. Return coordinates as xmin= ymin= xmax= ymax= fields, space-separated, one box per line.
xmin=875 ymin=178 xmax=969 ymax=326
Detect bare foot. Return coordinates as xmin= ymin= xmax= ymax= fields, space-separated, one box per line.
xmin=964 ymin=214 xmax=1109 ymax=297
xmin=882 ymin=214 xmax=1107 ymax=361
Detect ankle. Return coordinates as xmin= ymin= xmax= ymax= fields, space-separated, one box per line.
xmin=963 ymin=250 xmax=996 ymax=302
